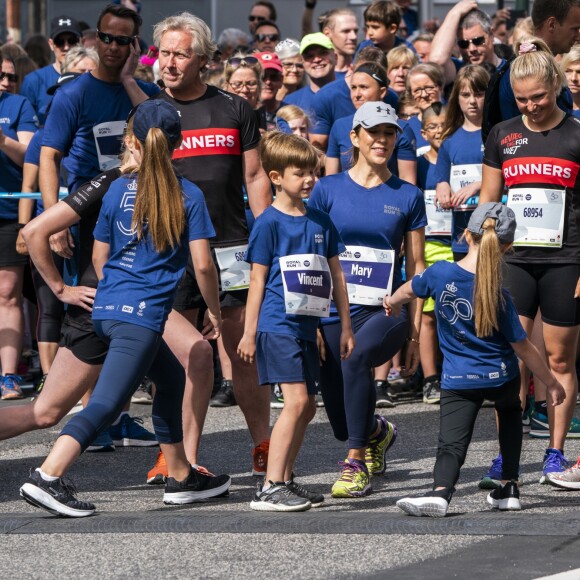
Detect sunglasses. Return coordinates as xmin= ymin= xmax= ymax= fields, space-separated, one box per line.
xmin=227 ymin=56 xmax=259 ymax=67
xmin=0 ymin=72 xmax=18 ymax=83
xmin=53 ymin=34 xmax=80 ymax=48
xmin=255 ymin=33 xmax=280 ymax=42
xmin=457 ymin=36 xmax=486 ymax=49
xmin=248 ymin=15 xmax=266 ymax=22
xmin=97 ymin=30 xmax=137 ymax=46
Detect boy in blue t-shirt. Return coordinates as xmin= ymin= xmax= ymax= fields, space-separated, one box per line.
xmin=238 ymin=132 xmax=355 ymax=512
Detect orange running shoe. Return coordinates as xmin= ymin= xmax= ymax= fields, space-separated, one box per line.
xmin=147 ymin=450 xmax=168 ymax=484
xmin=252 ymin=439 xmax=270 ymax=476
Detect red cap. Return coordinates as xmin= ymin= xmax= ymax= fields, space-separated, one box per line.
xmin=255 ymin=51 xmax=283 ymax=73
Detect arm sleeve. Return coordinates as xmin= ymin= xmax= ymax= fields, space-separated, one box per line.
xmin=312 ymin=91 xmax=333 ymax=136
xmin=326 ymin=124 xmax=341 ymax=159
xmin=182 ymin=180 xmax=216 ymax=241
xmin=306 ymin=180 xmax=328 ymax=213
xmin=410 ymin=266 xmax=435 ymax=299
xmin=500 ymin=291 xmax=528 ymax=343
xmin=434 ymin=139 xmax=452 ymax=183
xmin=245 ymin=218 xmax=275 ymax=266
xmin=406 ymin=186 xmax=428 ymax=231
xmin=483 ymin=125 xmax=503 ymax=169
xmin=396 ymin=124 xmax=417 ymax=161
xmin=16 ymin=98 xmax=38 ymax=132
xmin=23 ymin=131 xmax=42 ymax=166
xmin=42 ymin=90 xmax=78 ymax=153
xmin=19 ymin=74 xmax=39 ymax=115
xmin=237 ymin=97 xmax=261 ymax=152
xmin=62 ymin=169 xmax=121 ymax=219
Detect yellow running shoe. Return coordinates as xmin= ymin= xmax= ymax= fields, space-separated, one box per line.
xmin=365 ymin=416 xmax=398 ymax=475
xmin=331 ymin=459 xmax=372 ymax=498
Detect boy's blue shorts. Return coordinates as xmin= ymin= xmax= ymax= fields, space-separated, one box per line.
xmin=256 ymin=332 xmax=320 ymax=395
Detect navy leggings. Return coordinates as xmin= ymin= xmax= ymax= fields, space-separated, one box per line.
xmin=320 ymin=307 xmax=409 ymax=448
xmin=61 ymin=320 xmax=185 ymax=452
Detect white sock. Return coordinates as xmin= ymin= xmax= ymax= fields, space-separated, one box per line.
xmin=112 ymin=411 xmax=129 ymax=426
xmin=36 ymin=468 xmax=58 ymax=482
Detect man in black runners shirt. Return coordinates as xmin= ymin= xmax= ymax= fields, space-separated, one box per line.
xmin=152 ymin=13 xmax=272 ymax=472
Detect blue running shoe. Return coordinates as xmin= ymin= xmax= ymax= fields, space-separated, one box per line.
xmin=109 ymin=414 xmax=158 ymax=447
xmin=540 ymin=448 xmax=569 ymax=484
xmin=478 ymin=454 xmax=502 ymax=490
xmin=1 ymin=374 xmax=24 ymax=400
xmin=86 ymin=430 xmax=115 ymax=452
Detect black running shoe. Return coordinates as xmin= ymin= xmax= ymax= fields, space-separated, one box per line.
xmin=250 ymin=481 xmax=311 ymax=512
xmin=487 ymin=480 xmax=521 ymax=511
xmin=209 ymin=380 xmax=237 ymax=407
xmin=286 ymin=473 xmax=324 ymax=507
xmin=20 ymin=469 xmax=95 ymax=518
xmin=163 ymin=466 xmax=231 ymax=504
xmin=375 ymin=380 xmax=395 ymax=408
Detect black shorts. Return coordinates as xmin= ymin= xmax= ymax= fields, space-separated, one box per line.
xmin=0 ymin=220 xmax=28 ymax=267
xmin=172 ymin=267 xmax=248 ymax=312
xmin=503 ymin=262 xmax=580 ymax=327
xmin=59 ymin=316 xmax=109 ymax=365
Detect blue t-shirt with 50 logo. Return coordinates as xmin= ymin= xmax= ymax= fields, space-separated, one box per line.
xmin=411 ymin=260 xmax=526 ymax=389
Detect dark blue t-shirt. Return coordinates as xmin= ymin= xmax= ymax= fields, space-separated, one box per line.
xmin=435 ymin=127 xmax=484 ymax=254
xmin=284 ymin=85 xmax=317 ymax=119
xmin=0 ymin=92 xmax=38 ymax=219
xmin=19 ymin=64 xmax=59 ymax=126
xmin=326 ymin=114 xmax=416 ymax=175
xmin=312 ymin=78 xmax=399 ymax=136
xmin=411 ymin=261 xmax=526 ymax=389
xmin=42 ymin=73 xmax=159 ymax=192
xmin=92 ymin=175 xmax=215 ymax=333
xmin=246 ymin=205 xmax=344 ymax=341
xmin=407 ymin=115 xmax=430 ymax=156
xmin=354 ymin=37 xmax=416 ymax=60
xmin=308 ymin=171 xmax=427 ymax=322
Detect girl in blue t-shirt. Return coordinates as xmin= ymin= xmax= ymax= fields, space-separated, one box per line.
xmin=20 ymin=100 xmax=230 ymax=518
xmin=386 ymin=203 xmax=565 ymax=517
xmin=434 ymin=65 xmax=489 ymax=259
xmin=239 ymin=132 xmax=354 ymax=512
xmin=308 ymin=101 xmax=427 ymax=499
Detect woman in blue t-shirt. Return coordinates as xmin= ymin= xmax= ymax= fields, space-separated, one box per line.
xmin=309 ymin=101 xmax=427 ymax=499
xmin=19 ymin=100 xmax=230 ymax=518
xmin=434 ymin=65 xmax=490 ymax=260
xmin=387 ymin=203 xmax=565 ymax=517
xmin=0 ymin=59 xmax=37 ymax=400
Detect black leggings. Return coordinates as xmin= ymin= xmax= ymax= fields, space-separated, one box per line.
xmin=31 ymin=257 xmax=65 ymax=342
xmin=433 ymin=375 xmax=522 ymax=489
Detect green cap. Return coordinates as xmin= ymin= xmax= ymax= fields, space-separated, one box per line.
xmin=300 ymin=32 xmax=334 ymax=54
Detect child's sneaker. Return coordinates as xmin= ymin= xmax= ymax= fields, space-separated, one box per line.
xmin=286 ymin=473 xmax=324 ymax=507
xmin=1 ymin=374 xmax=24 ymax=400
xmin=270 ymin=384 xmax=284 ymax=409
xmin=396 ymin=489 xmax=451 ymax=518
xmin=331 ymin=459 xmax=371 ymax=498
xmin=365 ymin=416 xmax=397 ymax=475
xmin=487 ymin=480 xmax=521 ymax=510
xmin=546 ymin=456 xmax=580 ymax=489
xmin=250 ymin=481 xmax=311 ymax=512
xmin=540 ymin=448 xmax=569 ymax=484
xmin=422 ymin=377 xmax=441 ymax=404
xmin=252 ymin=439 xmax=270 ymax=476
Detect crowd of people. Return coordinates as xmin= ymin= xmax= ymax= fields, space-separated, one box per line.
xmin=1 ymin=0 xmax=580 ymax=517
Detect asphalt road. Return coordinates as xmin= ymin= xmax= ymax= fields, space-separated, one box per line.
xmin=1 ymin=394 xmax=580 ymax=579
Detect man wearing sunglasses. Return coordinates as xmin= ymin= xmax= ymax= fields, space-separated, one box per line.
xmin=20 ymin=15 xmax=82 ymax=124
xmin=248 ymin=1 xmax=277 ymax=36
xmin=40 ymin=4 xmax=159 ymax=256
xmin=253 ymin=20 xmax=281 ymax=52
xmin=430 ymin=1 xmax=500 ymax=85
